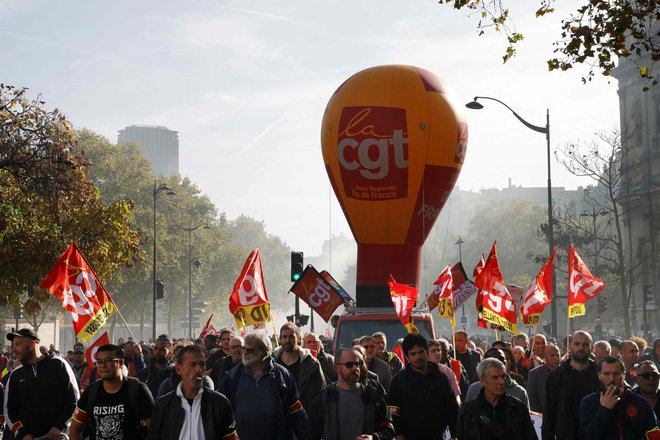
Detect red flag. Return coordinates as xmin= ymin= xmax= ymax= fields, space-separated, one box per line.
xmin=430 ymin=266 xmax=454 ymax=325
xmin=473 ymin=254 xmax=486 ymax=278
xmin=388 ymin=275 xmax=419 ymax=333
xmin=568 ymin=245 xmax=605 ymax=318
xmin=199 ymin=314 xmax=214 ymax=338
xmin=290 ymin=265 xmax=344 ymax=322
xmin=474 ymin=242 xmax=518 ymax=333
xmin=520 ymin=246 xmax=557 ymax=326
xmin=229 ymin=248 xmax=270 ymax=329
xmin=39 ymin=243 xmax=117 ymax=342
xmin=392 ymin=343 xmax=405 ymax=364
xmin=474 ymin=242 xmax=508 ymax=297
xmin=85 ymin=331 xmax=110 ymax=367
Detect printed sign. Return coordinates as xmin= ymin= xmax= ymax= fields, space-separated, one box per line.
xmin=337 ymin=106 xmax=409 ymax=201
xmin=291 ymin=265 xmax=344 ymax=322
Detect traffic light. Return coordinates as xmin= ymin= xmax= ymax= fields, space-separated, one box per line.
xmin=286 ymin=314 xmax=309 ymax=327
xmin=291 ymin=251 xmax=304 ymax=282
xmin=597 ymin=296 xmax=607 ymax=313
xmin=156 ymin=280 xmax=165 ymax=300
xmin=643 ymin=284 xmax=654 ymax=302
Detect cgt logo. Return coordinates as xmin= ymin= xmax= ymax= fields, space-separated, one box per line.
xmin=337 ymin=106 xmax=408 ymax=200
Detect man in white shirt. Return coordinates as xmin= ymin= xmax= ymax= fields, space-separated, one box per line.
xmin=147 ymin=345 xmax=237 ymax=440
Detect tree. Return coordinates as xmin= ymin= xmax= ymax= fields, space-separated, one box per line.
xmin=555 ymin=129 xmax=638 ymax=336
xmin=437 ymin=1 xmax=659 ymax=86
xmin=0 ymin=89 xmax=142 ymax=319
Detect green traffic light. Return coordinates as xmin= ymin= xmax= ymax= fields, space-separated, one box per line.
xmin=293 ymin=273 xmax=301 ymax=281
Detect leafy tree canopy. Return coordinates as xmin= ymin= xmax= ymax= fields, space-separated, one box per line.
xmin=437 ymin=0 xmax=659 ymax=87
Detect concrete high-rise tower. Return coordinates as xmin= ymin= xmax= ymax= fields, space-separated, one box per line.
xmin=118 ymin=125 xmax=179 ymax=177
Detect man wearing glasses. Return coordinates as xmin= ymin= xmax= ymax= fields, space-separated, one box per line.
xmin=309 ymin=348 xmax=394 ymax=440
xmin=633 ymin=360 xmax=660 ymax=419
xmin=360 ymin=336 xmax=392 ymax=393
xmin=70 ymin=344 xmax=154 ymax=440
xmin=579 ymin=355 xmax=658 ymax=440
xmin=213 ymin=337 xmax=244 ymax=387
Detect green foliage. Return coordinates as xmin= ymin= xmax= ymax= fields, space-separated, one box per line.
xmin=437 ymin=0 xmax=658 ymax=86
xmin=0 ymin=89 xmax=141 ymax=317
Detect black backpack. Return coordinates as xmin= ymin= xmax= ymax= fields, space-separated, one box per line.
xmin=82 ymin=377 xmax=147 ymax=440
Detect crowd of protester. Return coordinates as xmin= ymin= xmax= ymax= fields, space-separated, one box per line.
xmin=0 ymin=325 xmax=658 ymax=440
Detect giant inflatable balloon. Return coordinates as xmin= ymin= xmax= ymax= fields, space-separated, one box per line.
xmin=321 ymin=65 xmax=467 ymax=307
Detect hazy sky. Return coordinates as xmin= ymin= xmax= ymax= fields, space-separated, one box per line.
xmin=2 ymin=0 xmax=620 ymax=255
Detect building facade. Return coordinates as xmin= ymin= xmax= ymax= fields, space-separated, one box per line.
xmin=613 ymin=34 xmax=660 ymax=335
xmin=117 ymin=124 xmax=179 ymax=177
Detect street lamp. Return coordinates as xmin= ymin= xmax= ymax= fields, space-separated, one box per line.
xmin=180 ymin=221 xmax=210 ymax=339
xmin=466 ymin=96 xmax=557 ymax=337
xmin=153 ymin=181 xmax=175 ymax=341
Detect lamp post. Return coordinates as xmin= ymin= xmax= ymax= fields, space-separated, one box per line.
xmin=181 ymin=221 xmax=209 ymax=339
xmin=153 ymin=181 xmax=175 ymax=341
xmin=465 ymin=96 xmax=557 ymax=337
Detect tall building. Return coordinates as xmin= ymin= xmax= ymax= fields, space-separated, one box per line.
xmin=117 ymin=125 xmax=179 ymax=177
xmin=613 ymin=32 xmax=660 ymax=335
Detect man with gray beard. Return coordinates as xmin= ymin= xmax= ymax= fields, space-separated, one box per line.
xmin=219 ymin=332 xmax=309 ymax=440
xmin=542 ymin=331 xmax=599 ymax=440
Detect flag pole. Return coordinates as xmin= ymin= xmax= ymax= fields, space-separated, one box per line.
xmin=112 ymin=302 xmax=136 ymax=341
xmin=268 ymin=310 xmax=279 ymax=347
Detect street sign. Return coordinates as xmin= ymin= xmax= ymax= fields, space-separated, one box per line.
xmin=460 ymin=316 xmax=467 ymax=324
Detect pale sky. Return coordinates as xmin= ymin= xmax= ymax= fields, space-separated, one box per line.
xmin=1 ymin=0 xmax=620 ymax=256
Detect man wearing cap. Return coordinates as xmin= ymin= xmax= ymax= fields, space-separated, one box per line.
xmin=4 ymin=328 xmax=80 ymax=440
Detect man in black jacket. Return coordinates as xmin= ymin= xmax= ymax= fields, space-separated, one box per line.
xmin=388 ymin=333 xmax=458 ymax=440
xmin=542 ymin=330 xmax=599 ymax=440
xmin=148 ymin=345 xmax=237 ymax=440
xmin=4 ymin=328 xmax=80 ymax=440
xmin=458 ymin=358 xmax=537 ymax=440
xmin=136 ymin=335 xmax=174 ymax=398
xmin=310 ymin=348 xmax=394 ymax=440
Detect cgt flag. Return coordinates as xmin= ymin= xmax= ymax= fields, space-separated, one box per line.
xmin=520 ymin=246 xmax=557 ymax=326
xmin=568 ymin=245 xmax=605 ymax=318
xmin=85 ymin=331 xmax=110 ymax=367
xmin=474 ymin=242 xmax=519 ymax=334
xmin=229 ymin=248 xmax=271 ymax=329
xmin=290 ymin=265 xmax=344 ymax=322
xmin=433 ymin=265 xmax=454 ymax=326
xmin=388 ymin=275 xmax=419 ymax=334
xmin=40 ymin=243 xmax=117 ymax=342
xmin=199 ymin=314 xmax=215 ymax=338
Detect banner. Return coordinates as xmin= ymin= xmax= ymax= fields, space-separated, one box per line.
xmin=229 ymin=248 xmax=271 ymax=329
xmin=520 ymin=246 xmax=557 ymax=326
xmin=475 ymin=242 xmax=518 ymax=333
xmin=40 ymin=243 xmax=117 ymax=342
xmin=199 ymin=314 xmax=214 ymax=338
xmin=85 ymin=331 xmax=110 ymax=367
xmin=388 ymin=275 xmax=419 ymax=333
xmin=290 ymin=265 xmax=344 ymax=322
xmin=568 ymin=245 xmax=605 ymax=318
xmin=451 ymin=262 xmax=478 ymax=309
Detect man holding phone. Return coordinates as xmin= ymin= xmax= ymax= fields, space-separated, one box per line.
xmin=579 ymin=356 xmax=658 ymax=440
